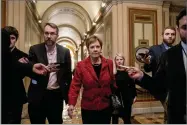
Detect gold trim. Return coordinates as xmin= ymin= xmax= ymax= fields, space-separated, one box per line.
xmin=25 ymin=1 xmax=43 ymax=33
xmin=1 ymin=0 xmax=6 ymax=27
xmin=129 ymin=8 xmax=157 ymax=66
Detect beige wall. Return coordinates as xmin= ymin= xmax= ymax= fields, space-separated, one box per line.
xmin=170 ymin=12 xmax=181 ymax=45
xmin=110 ymin=1 xmax=163 ymax=67
xmin=7 ymin=1 xmax=26 ymax=52
xmin=7 ymin=1 xmax=42 ymax=53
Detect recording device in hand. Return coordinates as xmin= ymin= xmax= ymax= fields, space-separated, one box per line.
xmin=53 ymin=62 xmax=65 ymax=68
xmin=138 ymin=53 xmax=149 ymax=58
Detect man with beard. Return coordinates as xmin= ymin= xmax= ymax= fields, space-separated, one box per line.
xmin=125 ymin=8 xmax=187 ymax=123
xmin=143 ymin=26 xmax=176 ymax=76
xmin=27 ymin=23 xmax=72 ymax=124
xmin=142 ymin=26 xmax=176 ymax=123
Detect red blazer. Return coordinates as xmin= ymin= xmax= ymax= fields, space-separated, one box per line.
xmin=68 ymin=56 xmax=116 ymax=110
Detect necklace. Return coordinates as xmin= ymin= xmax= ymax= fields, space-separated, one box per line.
xmin=91 ymin=57 xmax=101 ymax=66
xmin=93 ymin=63 xmax=101 ymax=66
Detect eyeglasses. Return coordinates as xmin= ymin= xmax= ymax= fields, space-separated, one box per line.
xmin=44 ymin=32 xmax=57 ymax=36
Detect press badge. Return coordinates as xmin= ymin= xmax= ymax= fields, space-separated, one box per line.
xmin=32 ymin=79 xmax=37 ymax=85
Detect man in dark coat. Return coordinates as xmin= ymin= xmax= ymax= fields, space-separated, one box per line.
xmin=126 ymin=8 xmax=187 ymax=124
xmin=1 ymin=28 xmax=49 ymax=124
xmin=3 ymin=26 xmax=29 ymax=124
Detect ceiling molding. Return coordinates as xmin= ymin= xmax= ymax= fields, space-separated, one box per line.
xmin=57 ymin=36 xmax=78 ymax=49
xmin=47 ymin=8 xmax=86 ymax=31
xmin=42 ymin=1 xmax=92 ymax=31
xmin=170 ymin=5 xmax=186 ymax=12
xmin=58 ymin=24 xmax=83 ymax=40
xmin=111 ymin=0 xmax=163 ymax=6
xmin=162 ymin=1 xmax=171 ymax=8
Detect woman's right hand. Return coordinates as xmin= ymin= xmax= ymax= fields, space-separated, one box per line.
xmin=67 ymin=105 xmax=74 ymax=119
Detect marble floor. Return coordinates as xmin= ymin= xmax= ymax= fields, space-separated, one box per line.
xmin=21 ymin=113 xmax=164 ymax=124
xmin=21 ymin=105 xmax=164 ymax=124
xmin=21 ymin=89 xmax=164 ymax=124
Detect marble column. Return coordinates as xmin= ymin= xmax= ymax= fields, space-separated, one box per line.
xmin=7 ymin=1 xmax=26 ymax=52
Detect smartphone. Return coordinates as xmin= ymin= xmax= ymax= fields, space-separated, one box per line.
xmin=138 ymin=53 xmax=149 ymax=58
xmin=53 ymin=62 xmax=65 ymax=68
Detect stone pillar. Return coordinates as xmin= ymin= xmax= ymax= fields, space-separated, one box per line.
xmin=162 ymin=1 xmax=171 ymax=29
xmin=111 ymin=1 xmax=118 ymax=59
xmin=117 ymin=1 xmax=124 ymax=54
xmin=7 ymin=0 xmax=26 ymax=52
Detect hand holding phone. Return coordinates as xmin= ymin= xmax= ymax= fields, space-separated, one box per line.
xmin=53 ymin=62 xmax=65 ymax=68
xmin=47 ymin=63 xmax=60 ymax=72
xmin=138 ymin=52 xmax=151 ymax=64
xmin=138 ymin=53 xmax=149 ymax=58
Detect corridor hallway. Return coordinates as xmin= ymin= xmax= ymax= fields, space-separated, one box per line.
xmin=2 ymin=0 xmax=185 ymax=124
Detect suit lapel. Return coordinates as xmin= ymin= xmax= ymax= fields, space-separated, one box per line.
xmin=56 ymin=45 xmax=61 ymax=63
xmin=56 ymin=44 xmax=66 ymax=82
xmin=99 ymin=57 xmax=108 ymax=79
xmin=41 ymin=43 xmax=48 ymax=65
xmin=175 ymin=44 xmax=186 ymax=80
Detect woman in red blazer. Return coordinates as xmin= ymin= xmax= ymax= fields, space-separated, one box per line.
xmin=68 ymin=35 xmax=115 ymax=124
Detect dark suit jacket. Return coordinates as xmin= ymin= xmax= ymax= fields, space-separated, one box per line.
xmin=144 ymin=43 xmax=167 ymax=76
xmin=28 ymin=43 xmax=72 ymax=104
xmin=115 ymin=71 xmax=137 ymax=103
xmin=1 ymin=29 xmax=38 ymax=123
xmin=11 ymin=47 xmax=29 ymax=104
xmin=68 ymin=56 xmax=116 ymax=110
xmin=138 ymin=42 xmax=186 ymax=123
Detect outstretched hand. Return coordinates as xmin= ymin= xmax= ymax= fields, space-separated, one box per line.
xmin=32 ymin=63 xmax=49 ymax=75
xmin=119 ymin=65 xmax=144 ymax=80
xmin=126 ymin=67 xmax=144 ymax=80
xmin=142 ymin=51 xmax=151 ymax=64
xmin=47 ymin=63 xmax=60 ymax=72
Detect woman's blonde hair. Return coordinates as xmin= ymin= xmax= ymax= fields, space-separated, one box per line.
xmin=113 ymin=53 xmax=125 ymax=74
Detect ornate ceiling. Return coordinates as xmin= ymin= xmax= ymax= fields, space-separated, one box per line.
xmin=36 ymin=1 xmax=102 ymax=51
xmin=35 ymin=0 xmax=186 ymax=52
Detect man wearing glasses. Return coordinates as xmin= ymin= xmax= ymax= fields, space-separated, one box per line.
xmin=27 ymin=23 xmax=72 ymax=124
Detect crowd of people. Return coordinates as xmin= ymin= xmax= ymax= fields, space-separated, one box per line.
xmin=1 ymin=8 xmax=186 ymax=124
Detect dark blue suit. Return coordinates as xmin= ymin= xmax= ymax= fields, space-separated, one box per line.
xmin=144 ymin=43 xmax=167 ymax=76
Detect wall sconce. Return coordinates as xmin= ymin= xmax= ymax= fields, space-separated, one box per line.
xmin=92 ymin=22 xmax=96 ymax=26
xmin=84 ymin=32 xmax=87 ymax=36
xmin=101 ymin=2 xmax=106 ymax=8
xmin=38 ymin=20 xmax=42 ymax=23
